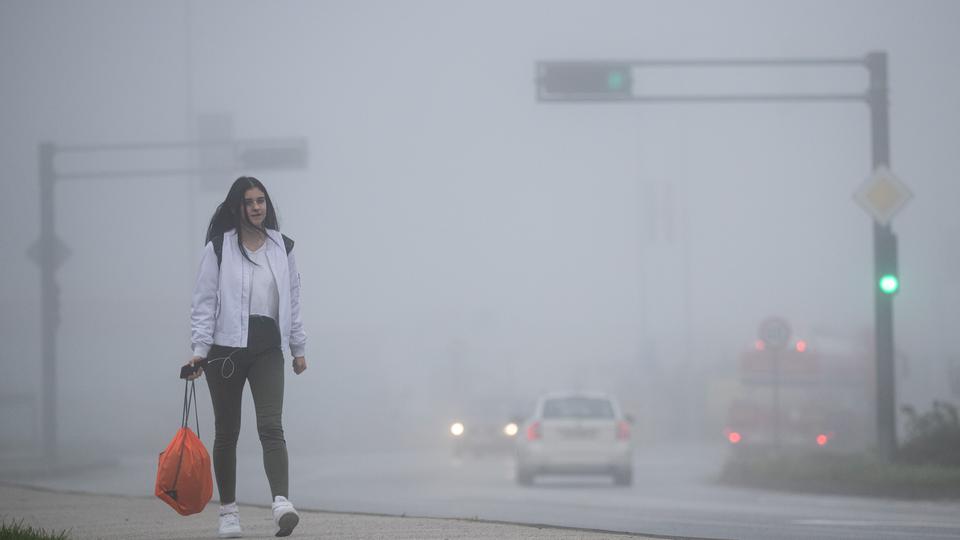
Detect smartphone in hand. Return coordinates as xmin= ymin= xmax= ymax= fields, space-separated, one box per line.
xmin=179 ymin=364 xmax=202 ymax=379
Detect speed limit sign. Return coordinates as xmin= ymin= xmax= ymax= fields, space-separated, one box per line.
xmin=759 ymin=317 xmax=791 ymax=351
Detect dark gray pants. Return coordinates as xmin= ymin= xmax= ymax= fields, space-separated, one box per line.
xmin=203 ymin=316 xmax=288 ymax=503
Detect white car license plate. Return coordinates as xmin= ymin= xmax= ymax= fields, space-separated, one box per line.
xmin=558 ymin=427 xmax=597 ymax=439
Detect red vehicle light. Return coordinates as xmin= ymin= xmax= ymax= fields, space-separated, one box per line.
xmin=526 ymin=421 xmax=541 ymax=441
xmin=616 ymin=420 xmax=630 ymax=440
xmin=727 ymin=431 xmax=742 ymax=444
xmin=816 ymin=433 xmax=829 ymax=446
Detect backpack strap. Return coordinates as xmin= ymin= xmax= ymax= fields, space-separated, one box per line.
xmin=212 ymin=234 xmax=224 ymax=267
xmin=212 ymin=232 xmax=292 ymax=267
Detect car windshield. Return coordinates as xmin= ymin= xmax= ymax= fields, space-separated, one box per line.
xmin=542 ymin=397 xmax=614 ymax=419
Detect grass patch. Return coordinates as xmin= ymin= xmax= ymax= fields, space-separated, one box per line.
xmin=0 ymin=519 xmax=69 ymax=540
xmin=719 ymin=451 xmax=960 ymax=499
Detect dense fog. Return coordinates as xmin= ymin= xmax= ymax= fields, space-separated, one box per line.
xmin=2 ymin=0 xmax=958 ymax=469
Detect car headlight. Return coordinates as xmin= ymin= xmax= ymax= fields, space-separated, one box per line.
xmin=504 ymin=422 xmax=518 ymax=437
xmin=450 ymin=422 xmax=465 ymax=436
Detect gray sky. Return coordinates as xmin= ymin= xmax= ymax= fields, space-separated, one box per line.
xmin=1 ymin=0 xmax=959 ymax=455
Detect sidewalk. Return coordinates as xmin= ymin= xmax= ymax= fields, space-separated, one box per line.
xmin=0 ymin=484 xmax=662 ymax=540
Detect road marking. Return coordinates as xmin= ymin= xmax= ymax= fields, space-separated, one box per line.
xmin=794 ymin=519 xmax=960 ymax=529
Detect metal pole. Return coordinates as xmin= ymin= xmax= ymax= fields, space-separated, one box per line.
xmin=38 ymin=142 xmax=58 ymax=463
xmin=866 ymin=51 xmax=897 ymax=461
xmin=773 ymin=348 xmax=781 ymax=451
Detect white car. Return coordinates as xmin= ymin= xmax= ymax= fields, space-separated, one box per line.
xmin=515 ymin=393 xmax=633 ymax=486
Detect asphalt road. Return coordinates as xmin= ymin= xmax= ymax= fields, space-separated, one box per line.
xmin=11 ymin=444 xmax=960 ymax=540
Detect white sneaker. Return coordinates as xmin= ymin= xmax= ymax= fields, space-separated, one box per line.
xmin=218 ymin=502 xmax=242 ymax=538
xmin=271 ymin=495 xmax=300 ymax=537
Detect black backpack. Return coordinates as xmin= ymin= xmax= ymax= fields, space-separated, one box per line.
xmin=212 ymin=233 xmax=294 ymax=266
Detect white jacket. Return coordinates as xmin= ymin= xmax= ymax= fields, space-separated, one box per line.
xmin=191 ymin=228 xmax=306 ymax=359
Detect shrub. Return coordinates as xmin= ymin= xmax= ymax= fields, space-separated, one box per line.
xmin=899 ymin=400 xmax=960 ymax=467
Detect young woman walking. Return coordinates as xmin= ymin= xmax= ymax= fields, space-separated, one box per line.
xmin=185 ymin=176 xmax=307 ymax=538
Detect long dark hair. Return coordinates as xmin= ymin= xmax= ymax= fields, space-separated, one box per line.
xmin=205 ymin=176 xmax=280 ymax=263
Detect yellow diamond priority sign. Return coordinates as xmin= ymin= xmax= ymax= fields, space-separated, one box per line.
xmin=853 ymin=165 xmax=913 ymax=225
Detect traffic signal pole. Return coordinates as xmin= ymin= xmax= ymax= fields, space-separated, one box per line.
xmin=537 ymin=52 xmax=901 ymax=459
xmin=866 ymin=52 xmax=898 ymax=461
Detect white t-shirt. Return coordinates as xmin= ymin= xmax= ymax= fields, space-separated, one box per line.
xmin=246 ymin=243 xmax=280 ymax=321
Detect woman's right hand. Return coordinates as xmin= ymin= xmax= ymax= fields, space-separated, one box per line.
xmin=185 ymin=356 xmax=205 ymax=380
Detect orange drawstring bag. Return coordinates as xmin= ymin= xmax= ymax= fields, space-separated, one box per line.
xmin=155 ymin=379 xmax=213 ymax=516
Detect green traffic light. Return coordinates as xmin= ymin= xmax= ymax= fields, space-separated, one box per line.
xmin=879 ymin=274 xmax=899 ymax=294
xmin=607 ymin=70 xmax=626 ymax=90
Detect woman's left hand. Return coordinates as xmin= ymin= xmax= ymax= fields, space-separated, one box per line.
xmin=293 ymin=356 xmax=307 ymax=375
